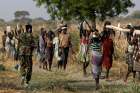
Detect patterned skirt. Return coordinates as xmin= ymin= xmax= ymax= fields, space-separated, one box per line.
xmin=91 ymin=51 xmax=102 ymax=79
xmin=77 ymin=44 xmax=89 ymax=63
xmin=126 ymin=52 xmax=133 ymax=72
xmin=133 ymin=40 xmax=140 ymax=71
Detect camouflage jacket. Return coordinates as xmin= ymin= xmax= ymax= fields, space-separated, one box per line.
xmin=19 ymin=32 xmax=35 ymax=55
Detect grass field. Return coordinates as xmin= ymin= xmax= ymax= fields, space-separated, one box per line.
xmin=0 ymin=19 xmax=140 ymax=93
xmin=0 ymin=57 xmax=140 ymax=93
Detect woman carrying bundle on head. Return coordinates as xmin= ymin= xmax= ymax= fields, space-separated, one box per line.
xmin=105 ymin=22 xmax=140 ymax=82
xmin=124 ymin=27 xmax=138 ymax=83
xmin=101 ymin=21 xmax=115 ymax=80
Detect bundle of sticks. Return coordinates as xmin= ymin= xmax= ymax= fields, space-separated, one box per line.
xmin=106 ymin=25 xmax=140 ymax=35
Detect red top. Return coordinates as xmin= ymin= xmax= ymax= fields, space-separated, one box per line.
xmin=102 ymin=37 xmax=114 ymax=69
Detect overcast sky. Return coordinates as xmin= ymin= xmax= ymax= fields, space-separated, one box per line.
xmin=0 ymin=0 xmax=139 ymax=21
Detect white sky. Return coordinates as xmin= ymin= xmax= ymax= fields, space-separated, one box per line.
xmin=0 ymin=0 xmax=139 ymax=21
xmin=0 ymin=0 xmax=49 ymax=21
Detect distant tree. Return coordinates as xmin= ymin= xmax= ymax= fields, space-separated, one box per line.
xmin=0 ymin=18 xmax=5 ymax=26
xmin=0 ymin=19 xmax=5 ymax=22
xmin=33 ymin=0 xmax=134 ymax=27
xmin=34 ymin=17 xmax=46 ymax=21
xmin=129 ymin=10 xmax=140 ymax=19
xmin=32 ymin=17 xmax=46 ymax=24
xmin=14 ymin=10 xmax=30 ymax=20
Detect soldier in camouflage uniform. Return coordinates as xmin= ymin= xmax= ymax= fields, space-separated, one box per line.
xmin=14 ymin=24 xmax=24 ymax=61
xmin=18 ymin=24 xmax=35 ymax=87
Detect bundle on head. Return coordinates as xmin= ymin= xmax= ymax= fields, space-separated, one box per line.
xmin=104 ymin=21 xmax=111 ymax=30
xmin=101 ymin=21 xmax=115 ymax=39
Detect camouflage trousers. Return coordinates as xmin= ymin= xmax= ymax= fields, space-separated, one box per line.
xmin=20 ymin=55 xmax=32 ymax=83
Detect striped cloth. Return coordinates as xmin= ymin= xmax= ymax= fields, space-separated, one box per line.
xmin=90 ymin=42 xmax=101 ymax=52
